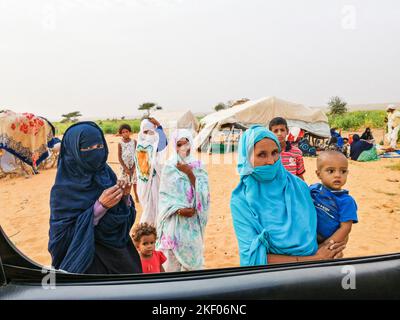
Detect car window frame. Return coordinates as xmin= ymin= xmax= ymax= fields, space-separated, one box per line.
xmin=2 ymin=224 xmax=400 ymax=287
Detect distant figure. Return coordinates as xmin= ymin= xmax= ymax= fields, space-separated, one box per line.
xmin=342 ymin=138 xmax=350 ymax=158
xmin=135 ymin=118 xmax=168 ymax=225
xmin=327 ymin=137 xmax=341 ymax=152
xmin=330 ymin=128 xmax=344 ymax=149
xmin=386 ymin=105 xmax=400 ymax=149
xmin=360 ymin=127 xmax=374 ymax=142
xmin=118 ymin=124 xmax=139 ymax=203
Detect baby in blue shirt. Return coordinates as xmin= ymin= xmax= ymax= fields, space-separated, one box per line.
xmin=310 ymin=150 xmax=358 ymax=245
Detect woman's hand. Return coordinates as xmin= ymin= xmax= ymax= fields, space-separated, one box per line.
xmin=98 ymin=185 xmax=124 ymax=209
xmin=148 ymin=117 xmax=161 ymax=127
xmin=177 ymin=208 xmax=196 ymax=218
xmin=333 ymin=251 xmax=344 ymax=259
xmin=315 ymin=240 xmax=346 ymax=260
xmin=117 ymin=180 xmax=132 ymax=196
xmin=320 ymin=236 xmax=349 ymax=249
xmin=177 ymin=162 xmax=196 ymax=187
xmin=176 ymin=162 xmax=193 ymax=176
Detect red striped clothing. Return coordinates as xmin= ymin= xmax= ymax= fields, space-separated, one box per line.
xmin=281 ymin=143 xmax=305 ymax=177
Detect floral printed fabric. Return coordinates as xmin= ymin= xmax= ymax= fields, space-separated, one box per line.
xmin=0 ymin=110 xmax=54 ymax=167
xmin=156 ymin=153 xmax=210 ymax=271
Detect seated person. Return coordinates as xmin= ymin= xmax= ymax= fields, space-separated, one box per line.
xmin=341 ymin=138 xmax=350 ymax=157
xmin=350 ymin=134 xmax=378 ymax=161
xmin=360 ymin=127 xmax=374 ymax=142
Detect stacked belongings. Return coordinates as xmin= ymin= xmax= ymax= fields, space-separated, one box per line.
xmin=0 ymin=110 xmax=59 ymax=171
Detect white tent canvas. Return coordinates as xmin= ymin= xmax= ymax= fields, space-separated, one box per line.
xmin=194 ymin=96 xmax=330 ymax=150
xmin=150 ymin=110 xmax=199 ymax=133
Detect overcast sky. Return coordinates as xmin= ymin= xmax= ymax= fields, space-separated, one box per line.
xmin=1 ymin=0 xmax=399 ymax=120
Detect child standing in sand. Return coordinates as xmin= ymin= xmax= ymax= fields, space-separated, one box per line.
xmin=118 ymin=124 xmax=139 ymax=203
xmin=269 ymin=117 xmax=306 ymax=180
xmin=310 ymin=150 xmax=358 ymax=245
xmin=132 ymin=223 xmax=167 ymax=273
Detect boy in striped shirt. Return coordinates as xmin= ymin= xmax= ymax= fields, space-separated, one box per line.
xmin=269 ymin=117 xmax=306 ymax=181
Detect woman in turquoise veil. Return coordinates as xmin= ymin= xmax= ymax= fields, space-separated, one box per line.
xmin=231 ymin=125 xmax=346 ymax=266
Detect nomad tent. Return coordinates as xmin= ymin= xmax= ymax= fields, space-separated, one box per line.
xmin=0 ymin=110 xmax=59 ymax=170
xmin=194 ymin=96 xmax=330 ymax=152
xmin=150 ymin=110 xmax=199 ymax=135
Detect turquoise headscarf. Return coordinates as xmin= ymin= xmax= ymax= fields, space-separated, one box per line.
xmin=231 ymin=125 xmax=318 ymax=266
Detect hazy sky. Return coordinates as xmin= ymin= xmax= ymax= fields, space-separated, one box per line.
xmin=1 ymin=0 xmax=399 ymax=120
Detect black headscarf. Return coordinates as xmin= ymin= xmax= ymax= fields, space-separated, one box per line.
xmin=360 ymin=128 xmax=374 ymax=141
xmin=49 ymin=122 xmax=135 ymax=273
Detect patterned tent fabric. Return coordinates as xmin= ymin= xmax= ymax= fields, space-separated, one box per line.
xmin=0 ymin=110 xmax=55 ymax=168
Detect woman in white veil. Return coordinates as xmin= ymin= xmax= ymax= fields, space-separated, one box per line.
xmin=135 ymin=118 xmax=168 ymax=224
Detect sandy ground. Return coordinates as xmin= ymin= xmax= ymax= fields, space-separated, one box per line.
xmin=1 ymin=133 xmax=400 ymax=270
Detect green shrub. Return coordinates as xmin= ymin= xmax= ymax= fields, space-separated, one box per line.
xmin=328 ymin=110 xmax=386 ymax=130
xmin=53 ymin=119 xmax=141 ymax=136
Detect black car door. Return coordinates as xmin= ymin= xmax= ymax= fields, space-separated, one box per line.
xmin=1 ymin=225 xmax=400 ymax=300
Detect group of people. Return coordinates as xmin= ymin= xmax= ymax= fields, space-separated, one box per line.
xmin=48 ymin=118 xmax=210 ymax=274
xmin=328 ymin=127 xmax=378 ymax=162
xmin=48 ymin=116 xmax=360 ymax=275
xmin=327 ymin=104 xmax=400 ymax=161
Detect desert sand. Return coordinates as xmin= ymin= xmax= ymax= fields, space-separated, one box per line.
xmin=1 ymin=133 xmax=400 ymax=270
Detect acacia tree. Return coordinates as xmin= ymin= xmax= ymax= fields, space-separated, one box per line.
xmin=328 ymin=96 xmax=348 ymax=115
xmin=60 ymin=111 xmax=82 ymax=123
xmin=138 ymin=102 xmax=162 ymax=116
xmin=214 ymin=103 xmax=227 ymax=112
